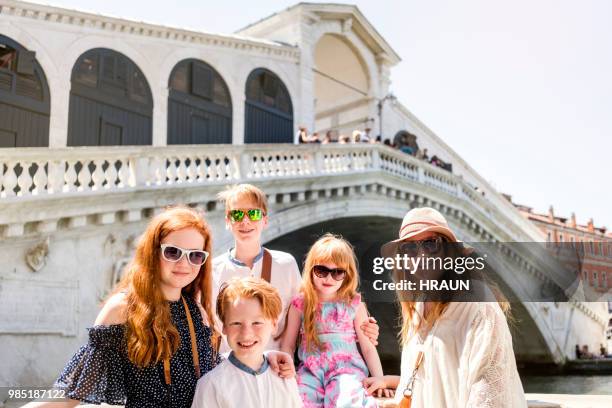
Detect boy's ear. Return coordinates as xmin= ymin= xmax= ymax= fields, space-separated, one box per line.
xmin=262 ymin=215 xmax=269 ymax=229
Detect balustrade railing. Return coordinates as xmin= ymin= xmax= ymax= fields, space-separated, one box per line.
xmin=0 ymin=143 xmax=542 ymax=241
xmin=0 ymin=146 xmax=244 ymax=198
xmin=0 ymin=145 xmax=378 ymax=198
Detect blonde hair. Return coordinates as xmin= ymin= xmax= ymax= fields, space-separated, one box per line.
xmin=398 ymin=300 xmax=510 ymax=346
xmin=216 ymin=277 xmax=282 ymax=323
xmin=217 ymin=184 xmax=268 ymax=215
xmin=301 ymin=234 xmax=359 ymax=351
xmin=398 ymin=302 xmax=449 ymax=346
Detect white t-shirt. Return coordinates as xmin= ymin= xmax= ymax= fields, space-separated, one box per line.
xmin=393 ymin=302 xmax=527 ymax=408
xmin=212 ymin=248 xmax=302 ymax=351
xmin=191 ymin=353 xmax=303 ymax=408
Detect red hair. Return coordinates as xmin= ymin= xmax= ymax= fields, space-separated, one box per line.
xmin=114 ymin=206 xmax=218 ymax=367
xmin=301 ymin=234 xmax=359 ymax=351
xmin=216 ymin=277 xmax=282 ymax=323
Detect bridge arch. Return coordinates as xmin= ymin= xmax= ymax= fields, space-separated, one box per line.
xmin=253 ymin=197 xmax=559 ymax=365
xmin=313 ymin=33 xmax=371 ymax=136
xmin=67 ymin=48 xmax=153 ymax=146
xmin=244 ymin=68 xmax=293 ymax=143
xmin=0 ymin=34 xmax=50 ymax=147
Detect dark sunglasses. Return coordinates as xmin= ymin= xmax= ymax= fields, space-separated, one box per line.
xmin=160 ymin=244 xmax=209 ymax=266
xmin=227 ymin=209 xmax=264 ymax=223
xmin=398 ymin=236 xmax=445 ymax=257
xmin=312 ymin=265 xmax=347 ymax=281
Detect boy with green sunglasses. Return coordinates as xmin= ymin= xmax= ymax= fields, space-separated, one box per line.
xmin=212 ymin=184 xmax=302 ymax=352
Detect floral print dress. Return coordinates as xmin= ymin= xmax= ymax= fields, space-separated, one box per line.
xmin=291 ymin=293 xmax=377 ymax=408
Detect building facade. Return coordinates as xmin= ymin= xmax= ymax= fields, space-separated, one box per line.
xmin=513 ymin=200 xmax=612 ymax=356
xmin=513 ymin=203 xmax=612 ymax=295
xmin=0 ymin=1 xmax=509 ymax=195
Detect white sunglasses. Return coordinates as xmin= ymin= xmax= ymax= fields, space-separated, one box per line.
xmin=160 ymin=244 xmax=209 ymax=266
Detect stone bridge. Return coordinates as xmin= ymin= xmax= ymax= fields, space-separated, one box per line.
xmin=0 ymin=143 xmax=608 ymax=385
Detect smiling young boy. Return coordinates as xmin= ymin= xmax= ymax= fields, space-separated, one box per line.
xmin=191 ymin=277 xmax=302 ymax=408
xmin=212 ymin=184 xmax=302 ymax=351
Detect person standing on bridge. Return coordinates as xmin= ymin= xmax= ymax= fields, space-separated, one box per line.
xmin=212 ymin=184 xmax=380 ymax=352
xmin=364 ymin=207 xmax=527 ymax=408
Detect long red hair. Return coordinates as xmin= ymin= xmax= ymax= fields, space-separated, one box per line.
xmin=114 ymin=206 xmax=218 ymax=367
xmin=301 ymin=234 xmax=359 ymax=351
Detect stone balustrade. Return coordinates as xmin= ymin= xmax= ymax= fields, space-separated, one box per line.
xmin=0 ymin=144 xmax=543 ymax=242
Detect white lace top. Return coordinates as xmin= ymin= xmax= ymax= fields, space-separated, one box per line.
xmin=393 ymin=302 xmax=527 ymax=408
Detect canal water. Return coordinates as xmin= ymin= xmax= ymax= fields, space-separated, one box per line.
xmin=381 ymin=355 xmax=612 ymax=395
xmin=520 ymin=374 xmax=612 ymax=394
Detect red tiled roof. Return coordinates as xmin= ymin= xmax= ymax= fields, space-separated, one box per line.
xmin=517 ymin=208 xmax=609 ymax=238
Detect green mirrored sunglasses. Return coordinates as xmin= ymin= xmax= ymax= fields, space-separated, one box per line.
xmin=228 ymin=208 xmax=264 ymax=223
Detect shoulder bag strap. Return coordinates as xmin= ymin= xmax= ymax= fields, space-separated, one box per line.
xmin=399 ymin=351 xmax=424 ymax=408
xmin=261 ymin=248 xmax=272 ymax=283
xmin=163 ymin=297 xmax=201 ymax=385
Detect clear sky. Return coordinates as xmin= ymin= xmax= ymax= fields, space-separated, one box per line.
xmin=29 ymin=0 xmax=612 ymax=230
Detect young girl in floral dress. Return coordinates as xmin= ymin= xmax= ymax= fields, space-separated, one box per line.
xmin=280 ymin=234 xmax=386 ymax=408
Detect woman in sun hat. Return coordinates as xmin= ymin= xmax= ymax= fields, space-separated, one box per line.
xmin=364 ymin=207 xmax=527 ymax=408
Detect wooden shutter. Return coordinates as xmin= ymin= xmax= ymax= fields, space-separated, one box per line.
xmin=192 ymin=63 xmax=212 ymax=99
xmin=16 ymin=50 xmax=35 ymax=75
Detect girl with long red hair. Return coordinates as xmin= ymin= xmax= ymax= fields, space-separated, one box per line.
xmin=29 ymin=206 xmax=293 ymax=408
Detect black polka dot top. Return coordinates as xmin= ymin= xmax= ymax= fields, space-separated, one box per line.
xmin=54 ymin=296 xmax=218 ymax=407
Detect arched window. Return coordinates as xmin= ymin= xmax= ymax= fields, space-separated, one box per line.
xmin=244 ymin=68 xmax=293 ymax=143
xmin=168 ymin=59 xmax=232 ymax=144
xmin=68 ymin=48 xmax=152 ymax=146
xmin=0 ymin=35 xmax=50 ymax=147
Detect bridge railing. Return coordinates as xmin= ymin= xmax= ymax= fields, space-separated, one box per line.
xmin=0 ymin=146 xmax=461 ymax=195
xmin=0 ymin=144 xmax=379 ymax=198
xmin=0 ymin=143 xmax=542 ymax=240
